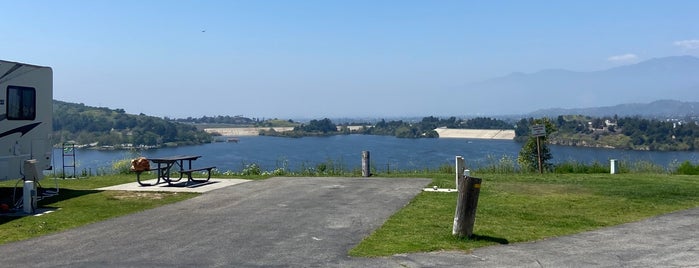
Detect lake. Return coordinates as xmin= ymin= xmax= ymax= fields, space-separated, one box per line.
xmin=52 ymin=135 xmax=699 ymax=175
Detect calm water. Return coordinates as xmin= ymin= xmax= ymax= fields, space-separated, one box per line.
xmin=52 ymin=135 xmax=699 ymax=174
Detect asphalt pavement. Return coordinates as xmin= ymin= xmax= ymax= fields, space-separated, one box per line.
xmin=1 ymin=177 xmax=698 ymax=267
xmin=0 ymin=177 xmax=430 ymax=267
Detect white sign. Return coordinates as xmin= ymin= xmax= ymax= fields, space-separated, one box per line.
xmin=531 ymin=124 xmax=546 ymax=137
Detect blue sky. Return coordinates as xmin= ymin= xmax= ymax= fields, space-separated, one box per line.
xmin=3 ymin=1 xmax=699 ymax=119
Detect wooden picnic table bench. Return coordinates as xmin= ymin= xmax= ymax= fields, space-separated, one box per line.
xmin=131 ymin=155 xmax=215 ymax=186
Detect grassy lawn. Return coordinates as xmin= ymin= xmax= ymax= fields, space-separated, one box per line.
xmin=0 ymin=175 xmax=198 ymax=244
xmin=350 ymin=173 xmax=699 ymax=256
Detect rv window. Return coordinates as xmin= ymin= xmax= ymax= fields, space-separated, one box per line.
xmin=7 ymin=86 xmax=36 ymax=120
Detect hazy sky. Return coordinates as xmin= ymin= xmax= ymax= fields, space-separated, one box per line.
xmin=3 ymin=1 xmax=698 ymax=119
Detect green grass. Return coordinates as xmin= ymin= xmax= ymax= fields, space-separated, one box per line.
xmin=0 ymin=175 xmax=198 ymax=244
xmin=349 ymin=173 xmax=699 ymax=256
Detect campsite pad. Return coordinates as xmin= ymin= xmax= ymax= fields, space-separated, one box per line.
xmin=0 ymin=177 xmax=431 ymax=267
xmin=97 ymin=178 xmax=250 ymax=193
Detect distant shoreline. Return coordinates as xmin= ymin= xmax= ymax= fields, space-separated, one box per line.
xmin=205 ymin=127 xmax=515 ymax=140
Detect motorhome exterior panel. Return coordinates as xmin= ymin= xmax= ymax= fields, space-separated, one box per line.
xmin=0 ymin=60 xmax=53 ymax=181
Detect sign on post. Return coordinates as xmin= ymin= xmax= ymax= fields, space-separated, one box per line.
xmin=531 ymin=124 xmax=546 ymax=174
xmin=531 ymin=124 xmax=546 ymax=137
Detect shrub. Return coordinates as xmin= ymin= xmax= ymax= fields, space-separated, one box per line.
xmin=477 ymin=155 xmax=517 ymax=174
xmin=554 ymin=161 xmax=608 ymax=174
xmin=112 ymin=158 xmax=133 ymax=174
xmin=676 ymin=161 xmax=699 ymax=175
xmin=627 ymin=160 xmax=666 ymax=174
xmin=316 ymin=162 xmax=328 ymax=174
xmin=437 ymin=163 xmax=455 ymax=174
xmin=241 ymin=163 xmax=262 ymax=176
xmin=268 ymin=168 xmax=287 ymax=176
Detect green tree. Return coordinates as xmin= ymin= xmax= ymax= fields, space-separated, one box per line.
xmin=464 ymin=117 xmax=512 ymax=129
xmin=395 ymin=125 xmax=416 ymax=138
xmin=296 ymin=118 xmax=338 ymax=133
xmin=517 ymin=118 xmax=556 ymax=172
xmin=514 ymin=118 xmax=531 ymax=141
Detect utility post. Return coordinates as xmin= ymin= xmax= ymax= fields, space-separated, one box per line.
xmin=361 ymin=151 xmax=371 ymax=177
xmin=453 ymin=156 xmax=482 ymax=238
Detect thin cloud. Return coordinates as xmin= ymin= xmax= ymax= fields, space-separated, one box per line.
xmin=674 ymin=40 xmax=699 ymax=49
xmin=607 ymin=53 xmax=639 ymax=63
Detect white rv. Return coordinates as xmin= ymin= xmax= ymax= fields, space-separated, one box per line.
xmin=0 ymin=60 xmax=53 ymax=181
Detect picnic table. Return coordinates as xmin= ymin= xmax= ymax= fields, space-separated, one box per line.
xmin=134 ymin=155 xmax=216 ymax=186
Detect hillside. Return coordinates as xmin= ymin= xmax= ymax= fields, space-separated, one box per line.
xmin=53 ymin=100 xmax=212 ymax=148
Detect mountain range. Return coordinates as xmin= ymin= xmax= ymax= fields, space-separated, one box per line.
xmin=455 ymin=55 xmax=699 ymax=116
xmin=527 ymin=100 xmax=699 ymax=118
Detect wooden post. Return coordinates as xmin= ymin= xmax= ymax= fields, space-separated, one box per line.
xmin=362 ymin=151 xmax=371 ymax=177
xmin=453 ymin=174 xmax=482 ymax=238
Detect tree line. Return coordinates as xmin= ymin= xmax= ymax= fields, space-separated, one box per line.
xmin=171 ymin=115 xmax=256 ymax=125
xmin=515 ymin=115 xmax=699 ymax=151
xmin=260 ymin=116 xmax=514 ymax=138
xmin=52 ymin=100 xmax=211 ymax=148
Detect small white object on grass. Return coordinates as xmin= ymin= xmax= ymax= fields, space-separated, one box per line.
xmin=433 ymin=185 xmax=438 ymax=190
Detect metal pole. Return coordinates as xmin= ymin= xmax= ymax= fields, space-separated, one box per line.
xmin=455 ymin=156 xmax=464 ymax=189
xmin=362 ymin=151 xmax=371 ymax=177
xmin=536 ymin=136 xmax=543 ymax=174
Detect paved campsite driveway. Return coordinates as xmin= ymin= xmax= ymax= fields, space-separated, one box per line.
xmin=1 ymin=177 xmax=430 ymax=267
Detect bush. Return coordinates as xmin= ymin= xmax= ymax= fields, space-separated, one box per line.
xmin=627 ymin=160 xmax=666 ymax=174
xmin=241 ymin=163 xmax=262 ymax=176
xmin=676 ymin=161 xmax=699 ymax=175
xmin=477 ymin=155 xmax=517 ymax=174
xmin=112 ymin=158 xmax=133 ymax=174
xmin=268 ymin=168 xmax=287 ymax=176
xmin=437 ymin=163 xmax=455 ymax=174
xmin=554 ymin=161 xmax=608 ymax=174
